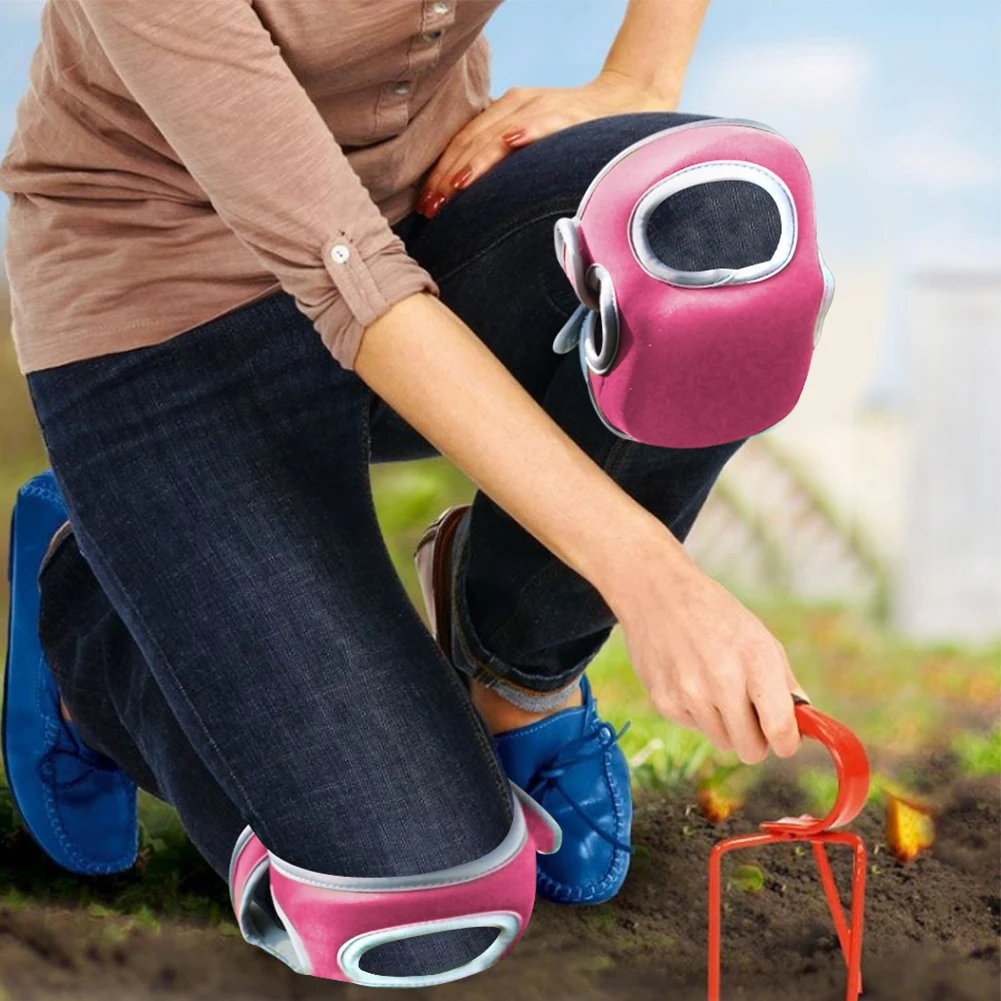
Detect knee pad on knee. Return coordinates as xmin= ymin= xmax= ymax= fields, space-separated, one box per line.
xmin=228 ymin=782 xmax=560 ymax=987
xmin=552 ymin=117 xmax=835 ymax=449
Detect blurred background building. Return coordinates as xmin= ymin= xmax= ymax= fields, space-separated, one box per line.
xmin=2 ymin=0 xmax=999 ymax=642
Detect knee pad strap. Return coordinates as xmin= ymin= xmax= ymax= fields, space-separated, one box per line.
xmin=229 ymin=782 xmax=561 ymax=987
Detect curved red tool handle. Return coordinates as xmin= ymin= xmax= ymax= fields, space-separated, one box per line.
xmin=759 ymin=697 xmax=870 ymax=837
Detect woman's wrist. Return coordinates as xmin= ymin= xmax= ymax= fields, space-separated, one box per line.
xmin=574 ymin=506 xmax=699 ymax=617
xmin=597 ymin=0 xmax=710 ymax=112
xmin=594 ymin=67 xmax=681 ymax=111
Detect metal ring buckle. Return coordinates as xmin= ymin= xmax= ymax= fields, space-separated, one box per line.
xmin=581 ymin=265 xmax=619 ymax=375
xmin=554 ymin=217 xmax=599 ymax=312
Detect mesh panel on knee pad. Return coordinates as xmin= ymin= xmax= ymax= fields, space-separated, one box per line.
xmin=359 ymin=927 xmax=501 ymax=978
xmin=644 ymin=179 xmax=782 ymax=273
xmin=249 ymin=871 xmax=498 ymax=979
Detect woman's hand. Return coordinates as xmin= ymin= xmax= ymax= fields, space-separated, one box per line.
xmin=604 ymin=540 xmax=809 ymax=763
xmin=416 ymin=70 xmax=673 ymax=218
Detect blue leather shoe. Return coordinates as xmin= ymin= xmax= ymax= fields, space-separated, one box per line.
xmin=3 ymin=471 xmax=138 ymax=875
xmin=415 ymin=506 xmax=632 ymax=904
xmin=494 ymin=675 xmax=633 ymax=904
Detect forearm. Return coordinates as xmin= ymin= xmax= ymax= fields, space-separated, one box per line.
xmin=600 ymin=0 xmax=711 ymax=107
xmin=354 ymin=293 xmax=696 ymax=607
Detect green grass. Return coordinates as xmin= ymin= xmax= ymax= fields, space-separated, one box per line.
xmin=953 ymin=727 xmax=1001 ymax=777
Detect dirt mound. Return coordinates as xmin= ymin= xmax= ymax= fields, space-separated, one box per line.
xmin=0 ymin=774 xmax=997 ymax=1001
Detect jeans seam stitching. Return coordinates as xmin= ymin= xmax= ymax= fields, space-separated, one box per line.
xmin=357 ymin=389 xmax=512 ymax=814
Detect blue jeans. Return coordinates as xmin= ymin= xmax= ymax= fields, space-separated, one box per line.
xmin=27 ymin=112 xmax=747 ymax=974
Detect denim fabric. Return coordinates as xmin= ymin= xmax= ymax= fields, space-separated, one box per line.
xmin=27 ymin=111 xmax=753 ymax=976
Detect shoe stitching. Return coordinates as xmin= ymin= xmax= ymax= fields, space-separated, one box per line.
xmin=38 ymin=763 xmax=137 ymax=874
xmin=527 ymin=696 xmax=632 ymax=901
xmin=12 ymin=484 xmax=102 ymax=872
xmin=18 ymin=483 xmax=63 ymax=507
xmin=537 ymin=845 xmax=630 ymax=903
xmin=34 ymin=658 xmax=136 ymax=873
xmin=493 ymin=706 xmax=587 ymax=745
xmin=14 ymin=479 xmax=141 ymax=873
xmin=38 ymin=731 xmax=137 ymax=873
xmin=35 ymin=658 xmax=83 ymax=866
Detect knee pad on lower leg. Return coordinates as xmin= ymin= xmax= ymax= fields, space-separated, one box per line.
xmin=551 ymin=117 xmax=834 ymax=448
xmin=228 ymin=782 xmax=560 ymax=987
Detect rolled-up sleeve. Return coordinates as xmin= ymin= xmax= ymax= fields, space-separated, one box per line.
xmin=79 ymin=0 xmax=438 ymax=370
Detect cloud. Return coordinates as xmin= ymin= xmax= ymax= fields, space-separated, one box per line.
xmin=876 ymin=129 xmax=997 ymax=192
xmin=692 ymin=39 xmax=871 ymax=120
xmin=686 ymin=38 xmax=873 ymax=175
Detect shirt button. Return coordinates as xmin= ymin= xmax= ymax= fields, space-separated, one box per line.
xmin=330 ymin=244 xmax=351 ymax=264
xmin=392 ymin=80 xmax=413 ymax=96
xmin=432 ymin=1 xmax=450 ymax=14
xmin=421 ymin=29 xmax=443 ymax=42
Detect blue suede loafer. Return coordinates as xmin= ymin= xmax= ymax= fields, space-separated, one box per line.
xmin=493 ymin=674 xmax=632 ymax=904
xmin=3 ymin=471 xmax=138 ymax=875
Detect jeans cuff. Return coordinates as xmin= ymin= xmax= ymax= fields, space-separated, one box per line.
xmin=447 ymin=510 xmax=592 ymax=713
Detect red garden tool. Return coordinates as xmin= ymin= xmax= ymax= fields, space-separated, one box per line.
xmin=708 ymin=696 xmax=870 ymax=1000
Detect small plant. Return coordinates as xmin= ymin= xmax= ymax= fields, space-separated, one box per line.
xmin=729 ymin=864 xmax=765 ymax=894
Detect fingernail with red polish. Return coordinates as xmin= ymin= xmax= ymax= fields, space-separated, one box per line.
xmin=416 ymin=191 xmax=432 ymax=215
xmin=502 ymin=128 xmax=526 ymax=144
xmin=428 ymin=194 xmax=447 ymax=218
xmin=451 ymin=167 xmax=473 ymax=190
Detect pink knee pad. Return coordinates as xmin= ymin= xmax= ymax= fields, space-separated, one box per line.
xmin=552 ymin=118 xmax=835 ymax=448
xmin=228 ymin=782 xmax=561 ymax=987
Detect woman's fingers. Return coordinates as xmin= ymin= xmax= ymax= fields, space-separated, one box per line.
xmin=419 ymin=93 xmax=586 ymax=216
xmin=687 ymin=701 xmax=734 ymax=754
xmin=418 ymin=90 xmax=534 ymax=211
xmin=418 ymin=128 xmax=515 ymax=216
xmin=717 ymin=686 xmax=769 ymax=764
xmin=440 ymin=126 xmax=522 ymax=187
xmin=688 ymin=646 xmax=801 ymax=762
xmin=747 ymin=644 xmax=802 ymax=759
xmin=650 ymin=686 xmax=731 ymax=751
xmin=786 ymin=660 xmax=812 ymax=706
xmin=621 ymin=567 xmax=806 ymax=765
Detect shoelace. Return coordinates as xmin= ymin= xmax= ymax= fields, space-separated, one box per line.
xmin=44 ymin=716 xmax=122 ymax=790
xmin=527 ymin=720 xmax=634 ymax=854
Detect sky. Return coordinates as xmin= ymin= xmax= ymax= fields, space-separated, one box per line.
xmin=1 ymin=0 xmax=999 ymax=271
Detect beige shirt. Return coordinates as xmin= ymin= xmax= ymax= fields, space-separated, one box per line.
xmin=0 ymin=0 xmax=504 ymax=374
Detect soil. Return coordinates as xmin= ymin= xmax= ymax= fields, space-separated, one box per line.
xmin=0 ymin=768 xmax=997 ymax=1001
